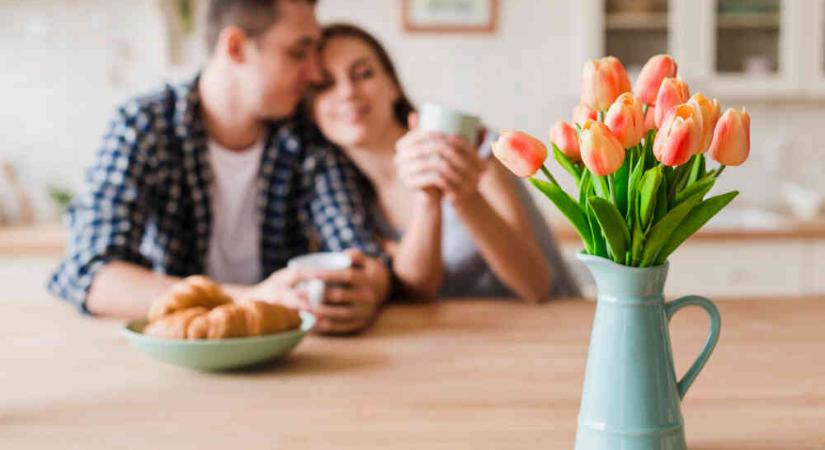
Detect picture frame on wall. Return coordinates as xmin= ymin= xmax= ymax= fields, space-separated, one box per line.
xmin=402 ymin=0 xmax=498 ymax=34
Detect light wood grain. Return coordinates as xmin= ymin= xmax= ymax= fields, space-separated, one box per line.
xmin=2 ymin=296 xmax=824 ymax=449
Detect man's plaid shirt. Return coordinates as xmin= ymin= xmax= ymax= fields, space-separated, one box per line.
xmin=48 ymin=76 xmax=384 ymax=312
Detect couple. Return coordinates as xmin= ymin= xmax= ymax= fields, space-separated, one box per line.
xmin=49 ymin=0 xmax=578 ymax=334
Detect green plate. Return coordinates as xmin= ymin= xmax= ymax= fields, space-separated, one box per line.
xmin=122 ymin=311 xmax=315 ymax=371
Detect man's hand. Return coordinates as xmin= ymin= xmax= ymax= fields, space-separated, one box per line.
xmin=311 ymin=249 xmax=390 ymax=335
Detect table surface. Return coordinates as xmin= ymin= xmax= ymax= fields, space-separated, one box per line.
xmin=2 ymin=296 xmax=824 ymax=450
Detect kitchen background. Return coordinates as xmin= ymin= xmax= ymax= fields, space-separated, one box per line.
xmin=1 ymin=0 xmax=823 ymax=298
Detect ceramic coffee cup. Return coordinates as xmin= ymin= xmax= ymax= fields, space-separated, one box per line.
xmin=287 ymin=252 xmax=353 ymax=307
xmin=418 ymin=103 xmax=481 ymax=146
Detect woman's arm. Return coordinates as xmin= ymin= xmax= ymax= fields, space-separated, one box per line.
xmin=448 ymin=158 xmax=553 ymax=303
xmin=391 ymin=190 xmax=444 ymax=300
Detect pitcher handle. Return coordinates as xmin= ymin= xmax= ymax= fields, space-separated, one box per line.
xmin=665 ymin=295 xmax=721 ymax=399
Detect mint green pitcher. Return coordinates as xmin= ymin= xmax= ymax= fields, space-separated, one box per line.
xmin=574 ymin=253 xmax=721 ymax=450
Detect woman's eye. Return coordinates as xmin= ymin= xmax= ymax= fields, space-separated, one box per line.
xmin=353 ymin=68 xmax=374 ymax=81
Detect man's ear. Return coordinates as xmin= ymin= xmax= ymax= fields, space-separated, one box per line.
xmin=218 ymin=26 xmax=248 ymax=64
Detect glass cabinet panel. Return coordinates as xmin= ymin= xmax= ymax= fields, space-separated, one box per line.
xmin=715 ymin=0 xmax=780 ymax=75
xmin=604 ymin=0 xmax=669 ymax=73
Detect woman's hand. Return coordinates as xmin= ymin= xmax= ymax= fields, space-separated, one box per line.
xmin=394 ymin=114 xmax=485 ymax=202
xmin=433 ymin=134 xmax=485 ymax=203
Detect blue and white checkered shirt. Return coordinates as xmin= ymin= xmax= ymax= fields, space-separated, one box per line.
xmin=48 ymin=76 xmax=385 ymax=312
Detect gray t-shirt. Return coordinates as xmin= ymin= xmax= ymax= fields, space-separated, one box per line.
xmin=376 ymin=132 xmax=580 ymax=299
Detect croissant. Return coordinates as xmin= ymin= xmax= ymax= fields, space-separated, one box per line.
xmin=144 ymin=306 xmax=209 ymax=339
xmin=144 ymin=276 xmax=302 ymax=340
xmin=147 ymin=275 xmax=232 ymax=322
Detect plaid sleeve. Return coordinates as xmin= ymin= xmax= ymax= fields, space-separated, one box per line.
xmin=301 ymin=145 xmax=389 ymax=264
xmin=48 ymin=104 xmax=154 ymax=312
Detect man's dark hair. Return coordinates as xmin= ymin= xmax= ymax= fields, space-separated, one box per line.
xmin=206 ymin=0 xmax=318 ymax=52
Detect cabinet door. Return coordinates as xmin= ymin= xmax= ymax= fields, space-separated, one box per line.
xmin=666 ymin=241 xmax=808 ymax=298
xmin=561 ymin=240 xmax=809 ymax=299
xmin=677 ymin=0 xmax=805 ymax=98
xmin=812 ymin=240 xmax=825 ymax=293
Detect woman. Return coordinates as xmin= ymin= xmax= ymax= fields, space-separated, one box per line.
xmin=308 ymin=23 xmax=578 ymax=302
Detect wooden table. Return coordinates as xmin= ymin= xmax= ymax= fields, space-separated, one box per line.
xmin=2 ymin=296 xmax=824 ymax=449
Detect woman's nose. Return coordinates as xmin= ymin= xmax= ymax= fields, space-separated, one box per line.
xmin=334 ymin=79 xmax=357 ymax=99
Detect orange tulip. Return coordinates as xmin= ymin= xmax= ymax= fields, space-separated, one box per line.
xmin=572 ymin=104 xmax=598 ymax=126
xmin=604 ymin=93 xmax=645 ymax=148
xmin=644 ymin=105 xmax=656 ymax=131
xmin=492 ymin=130 xmax=548 ymax=178
xmin=687 ymin=93 xmax=720 ymax=153
xmin=579 ymin=119 xmax=625 ymax=176
xmin=653 ymin=103 xmax=704 ymax=167
xmin=549 ymin=121 xmax=581 ymax=162
xmin=581 ymin=56 xmax=631 ymax=111
xmin=634 ymin=54 xmax=678 ymax=106
xmin=654 ymin=77 xmax=690 ymax=128
xmin=707 ymin=108 xmax=750 ymax=166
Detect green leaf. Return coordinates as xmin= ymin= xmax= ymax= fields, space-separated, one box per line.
xmin=593 ymin=174 xmax=610 ymax=200
xmin=687 ymin=153 xmax=705 ymax=186
xmin=672 ymin=176 xmax=715 ymax=207
xmin=530 ymin=178 xmax=592 ymax=252
xmin=552 ymin=144 xmax=582 ymax=185
xmin=630 ymin=218 xmax=645 ymax=266
xmin=588 ymin=196 xmax=631 ymax=263
xmin=644 ymin=130 xmax=657 ymax=170
xmin=613 ymin=155 xmax=630 ymax=217
xmin=654 ymin=191 xmax=739 ymax=264
xmin=638 ymin=166 xmax=663 ymax=230
xmin=586 ymin=200 xmax=607 ymax=257
xmin=626 ymin=150 xmax=646 ymax=224
xmin=640 ymin=193 xmax=704 ymax=267
xmin=654 ymin=174 xmax=669 ymax=225
xmin=669 ymin=162 xmax=692 ymax=201
xmin=578 ymin=169 xmax=592 ymax=206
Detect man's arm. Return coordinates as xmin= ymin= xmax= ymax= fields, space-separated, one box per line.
xmin=300 ymin=146 xmax=392 ymax=333
xmin=48 ymin=105 xmax=161 ymax=316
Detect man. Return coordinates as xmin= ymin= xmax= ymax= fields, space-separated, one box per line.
xmin=48 ymin=0 xmax=390 ymax=334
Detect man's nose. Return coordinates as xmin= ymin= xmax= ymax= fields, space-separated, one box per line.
xmin=304 ymin=51 xmax=323 ymax=85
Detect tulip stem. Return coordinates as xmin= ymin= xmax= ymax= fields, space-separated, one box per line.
xmin=597 ymin=110 xmax=605 ymax=123
xmin=715 ymin=165 xmax=726 ymax=177
xmin=541 ymin=165 xmax=559 ymax=185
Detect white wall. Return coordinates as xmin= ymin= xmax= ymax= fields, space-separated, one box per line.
xmin=0 ymin=0 xmax=822 ymax=222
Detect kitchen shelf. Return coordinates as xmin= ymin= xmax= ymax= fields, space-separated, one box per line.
xmin=605 ymin=12 xmax=668 ymax=30
xmin=717 ymin=11 xmax=780 ymax=29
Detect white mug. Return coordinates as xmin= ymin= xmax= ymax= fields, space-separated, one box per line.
xmin=418 ymin=103 xmax=481 ymax=146
xmin=287 ymin=252 xmax=353 ymax=307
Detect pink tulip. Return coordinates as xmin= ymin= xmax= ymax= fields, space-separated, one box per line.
xmin=633 ymin=54 xmax=678 ymax=106
xmin=549 ymin=121 xmax=581 ymax=162
xmin=604 ymin=92 xmax=645 ymax=148
xmin=654 ymin=77 xmax=690 ymax=128
xmin=687 ymin=93 xmax=720 ymax=153
xmin=653 ymin=103 xmax=704 ymax=167
xmin=581 ymin=56 xmax=631 ymax=111
xmin=707 ymin=108 xmax=750 ymax=166
xmin=492 ymin=130 xmax=549 ymax=178
xmin=572 ymin=104 xmax=598 ymax=126
xmin=579 ymin=119 xmax=625 ymax=176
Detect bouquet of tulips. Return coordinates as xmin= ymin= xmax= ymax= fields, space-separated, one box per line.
xmin=492 ymin=55 xmax=750 ymax=267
